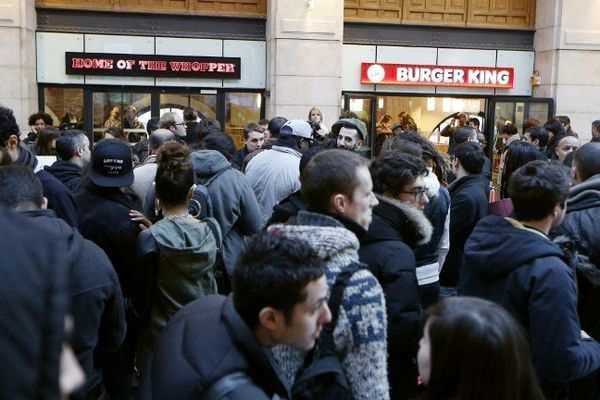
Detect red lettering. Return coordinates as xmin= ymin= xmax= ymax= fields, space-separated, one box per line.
xmin=139 ymin=60 xmax=148 ymax=70
xmin=191 ymin=62 xmax=201 ymax=72
xmin=169 ymin=61 xmax=182 ymax=71
xmin=72 ymin=58 xmax=84 ymax=68
xmin=208 ymin=63 xmax=218 ymax=72
xmin=180 ymin=62 xmax=191 ymax=72
xmin=225 ymin=64 xmax=235 ymax=73
xmin=217 ymin=63 xmax=225 ymax=72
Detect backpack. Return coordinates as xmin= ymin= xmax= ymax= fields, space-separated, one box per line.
xmin=291 ymin=263 xmax=362 ymax=400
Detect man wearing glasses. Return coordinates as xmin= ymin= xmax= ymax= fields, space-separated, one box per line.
xmin=440 ymin=142 xmax=487 ymax=297
xmin=159 ymin=111 xmax=187 ymax=141
xmin=359 ymin=152 xmax=432 ymax=400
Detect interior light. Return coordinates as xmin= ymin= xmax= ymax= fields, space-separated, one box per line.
xmin=256 ymin=94 xmax=262 ymax=109
xmin=427 ymin=97 xmax=435 ymax=111
xmin=378 ymin=98 xmax=384 ymax=109
xmin=350 ymin=99 xmax=364 ymax=112
xmin=442 ymin=98 xmax=451 ymax=113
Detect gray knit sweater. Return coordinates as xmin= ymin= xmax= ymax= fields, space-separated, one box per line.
xmin=269 ymin=211 xmax=389 ymax=400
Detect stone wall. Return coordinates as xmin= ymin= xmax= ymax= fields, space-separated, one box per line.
xmin=0 ymin=0 xmax=37 ymax=132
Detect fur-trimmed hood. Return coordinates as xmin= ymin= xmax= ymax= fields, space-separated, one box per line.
xmin=362 ymin=195 xmax=433 ymax=247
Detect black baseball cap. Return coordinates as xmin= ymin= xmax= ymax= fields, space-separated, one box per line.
xmin=90 ymin=139 xmax=134 ymax=187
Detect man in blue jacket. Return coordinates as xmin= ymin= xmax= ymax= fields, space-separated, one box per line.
xmin=460 ymin=161 xmax=600 ymax=397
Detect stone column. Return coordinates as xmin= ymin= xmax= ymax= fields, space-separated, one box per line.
xmin=534 ymin=0 xmax=600 ymax=142
xmin=266 ymin=0 xmax=344 ymax=125
xmin=0 ymin=0 xmax=37 ymax=131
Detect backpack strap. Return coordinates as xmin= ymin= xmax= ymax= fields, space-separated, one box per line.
xmin=201 ymin=372 xmax=252 ymax=400
xmin=316 ymin=262 xmax=363 ymax=357
xmin=204 ymin=217 xmax=222 ymax=253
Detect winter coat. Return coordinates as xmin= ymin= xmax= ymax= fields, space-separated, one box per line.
xmin=22 ymin=209 xmax=126 ymax=398
xmin=44 ymin=160 xmax=83 ymax=194
xmin=359 ymin=197 xmax=431 ymax=400
xmin=131 ymin=155 xmax=157 ymax=207
xmin=134 ymin=218 xmax=219 ymax=372
xmin=440 ymin=174 xmax=487 ymax=287
xmin=190 ymin=150 xmax=262 ymax=277
xmin=0 ymin=207 xmax=71 ymax=399
xmin=459 ymin=216 xmax=600 ymax=385
xmin=139 ymin=295 xmax=290 ymax=400
xmin=76 ymin=183 xmax=143 ymax=298
xmin=556 ymin=174 xmax=600 ymax=340
xmin=270 ymin=211 xmax=390 ymax=400
xmin=245 ymin=144 xmax=302 ymax=226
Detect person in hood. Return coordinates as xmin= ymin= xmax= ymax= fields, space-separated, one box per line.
xmin=133 ymin=141 xmax=220 ymax=375
xmin=0 ymin=105 xmax=78 ymax=227
xmin=360 ymin=152 xmax=432 ymax=399
xmin=139 ymin=232 xmax=331 ymax=400
xmin=439 ymin=142 xmax=487 ymax=295
xmin=44 ymin=130 xmax=91 ymax=194
xmin=459 ymin=161 xmax=600 ymax=397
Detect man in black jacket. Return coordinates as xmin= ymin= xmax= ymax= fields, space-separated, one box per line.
xmin=460 ymin=161 xmax=600 ymax=397
xmin=76 ymin=138 xmax=142 ymax=398
xmin=45 ymin=129 xmax=91 ymax=194
xmin=360 ymin=152 xmax=432 ymax=400
xmin=139 ymin=232 xmax=331 ymax=400
xmin=0 ymin=105 xmax=78 ymax=227
xmin=0 ymin=165 xmax=126 ymax=399
xmin=440 ymin=142 xmax=487 ymax=295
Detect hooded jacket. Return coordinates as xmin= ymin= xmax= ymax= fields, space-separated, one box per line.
xmin=139 ymin=295 xmax=290 ymax=400
xmin=459 ymin=215 xmax=600 ymax=384
xmin=556 ymin=174 xmax=600 ymax=340
xmin=440 ymin=174 xmax=487 ymax=287
xmin=270 ymin=211 xmax=389 ymax=400
xmin=190 ymin=150 xmax=262 ymax=277
xmin=44 ymin=160 xmax=83 ymax=194
xmin=359 ymin=197 xmax=431 ymax=399
xmin=134 ymin=218 xmax=219 ymax=372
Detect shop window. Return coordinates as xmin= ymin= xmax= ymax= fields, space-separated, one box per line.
xmin=225 ymin=92 xmax=261 ymax=149
xmin=43 ymin=87 xmax=84 ymax=129
xmin=159 ymin=93 xmax=217 ymax=120
xmin=92 ymin=92 xmax=151 ymax=143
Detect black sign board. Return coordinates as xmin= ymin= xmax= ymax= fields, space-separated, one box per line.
xmin=65 ymin=52 xmax=241 ymax=79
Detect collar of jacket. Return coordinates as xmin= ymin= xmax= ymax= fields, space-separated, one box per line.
xmin=85 ymin=182 xmax=142 ymax=211
xmin=372 ymin=195 xmax=433 ymax=246
xmin=447 ymin=174 xmax=482 ymax=194
xmin=222 ymin=296 xmax=291 ymax=398
xmin=326 ymin=212 xmax=368 ymax=240
xmin=271 ymin=144 xmax=302 ymax=158
xmin=143 ymin=154 xmax=157 ymax=165
xmin=567 ymin=174 xmax=600 ymax=211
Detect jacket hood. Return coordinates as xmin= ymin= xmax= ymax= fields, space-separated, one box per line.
xmin=363 ymin=195 xmax=432 ymax=247
xmin=567 ymin=174 xmax=600 ymax=212
xmin=464 ymin=215 xmax=564 ymax=279
xmin=190 ymin=150 xmax=230 ymax=182
xmin=150 ymin=219 xmax=217 ymax=276
xmin=44 ymin=160 xmax=81 ymax=178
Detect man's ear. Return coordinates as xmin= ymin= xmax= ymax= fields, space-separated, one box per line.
xmin=331 ymin=193 xmax=347 ymax=214
xmin=41 ymin=197 xmax=48 ymax=210
xmin=533 ymin=139 xmax=540 ymax=146
xmin=356 ymin=139 xmax=363 ymax=150
xmin=258 ymin=307 xmax=280 ymax=331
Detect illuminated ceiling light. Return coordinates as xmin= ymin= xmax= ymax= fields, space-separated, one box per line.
xmin=350 ymin=99 xmax=364 ymax=112
xmin=442 ymin=98 xmax=451 ymax=113
xmin=378 ymin=98 xmax=384 ymax=109
xmin=427 ymin=97 xmax=435 ymax=111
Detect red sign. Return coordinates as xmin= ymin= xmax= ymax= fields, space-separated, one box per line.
xmin=361 ymin=63 xmax=514 ymax=89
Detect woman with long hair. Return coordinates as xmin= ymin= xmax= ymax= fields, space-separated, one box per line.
xmin=133 ymin=141 xmax=220 ymax=374
xmin=418 ymin=297 xmax=544 ymax=400
xmin=31 ymin=127 xmax=59 ymax=156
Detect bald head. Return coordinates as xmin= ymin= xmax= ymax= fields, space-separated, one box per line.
xmin=556 ymin=136 xmax=580 ymax=163
xmin=148 ymin=129 xmax=176 ymax=154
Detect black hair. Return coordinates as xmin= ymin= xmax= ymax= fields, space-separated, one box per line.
xmin=301 ymin=149 xmax=368 ymax=213
xmin=397 ymin=131 xmax=450 ymax=185
xmin=233 ymin=232 xmax=324 ymax=327
xmin=387 ymin=136 xmax=423 ymax=158
xmin=455 ymin=142 xmax=484 ymax=175
xmin=268 ymin=116 xmax=288 ymax=138
xmin=195 ymin=119 xmax=221 ymax=143
xmin=454 ymin=127 xmax=476 ymax=144
xmin=27 ymin=112 xmax=52 ymax=127
xmin=592 ymin=120 xmax=600 ymax=135
xmin=0 ymin=106 xmax=21 ymax=147
xmin=508 ymin=161 xmax=570 ymax=221
xmin=544 ymin=119 xmax=565 ymax=138
xmin=258 ymin=118 xmax=270 ymax=126
xmin=574 ymin=142 xmax=600 ymax=182
xmin=182 ymin=107 xmax=198 ymax=121
xmin=155 ymin=142 xmax=194 ymax=208
xmin=146 ymin=117 xmax=160 ymax=135
xmin=34 ymin=127 xmax=59 ymax=156
xmin=243 ymin=122 xmax=263 ymax=140
xmin=0 ymin=165 xmax=44 ymax=210
xmin=468 ymin=117 xmax=480 ymax=128
xmin=422 ymin=297 xmax=544 ymax=400
xmin=55 ymin=130 xmax=87 ymax=161
xmin=526 ymin=126 xmax=549 ymax=148
xmin=501 ymin=124 xmax=518 ymax=136
xmin=104 ymin=126 xmax=127 ymax=142
xmin=200 ymin=132 xmax=238 ymax=165
xmin=299 ymin=145 xmax=327 ymax=174
xmin=370 ymin=152 xmax=428 ymax=197
xmin=500 ymin=141 xmax=546 ymax=199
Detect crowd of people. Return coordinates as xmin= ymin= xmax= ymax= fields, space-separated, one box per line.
xmin=2 ymin=102 xmax=600 ymax=400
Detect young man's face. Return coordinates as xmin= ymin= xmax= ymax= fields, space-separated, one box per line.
xmin=32 ymin=118 xmax=46 ymax=133
xmin=274 ymin=275 xmax=331 ymax=351
xmin=342 ymin=165 xmax=379 ymax=229
xmin=523 ymin=132 xmax=540 ymax=149
xmin=337 ymin=127 xmax=362 ymax=151
xmin=397 ymin=176 xmax=429 ymax=211
xmin=244 ymin=130 xmax=264 ymax=152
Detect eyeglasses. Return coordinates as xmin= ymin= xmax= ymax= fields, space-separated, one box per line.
xmin=399 ymin=188 xmax=428 ymax=202
xmin=175 ymin=122 xmax=186 ymax=127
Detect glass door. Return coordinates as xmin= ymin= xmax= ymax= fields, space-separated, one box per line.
xmin=343 ymin=94 xmax=376 ymax=158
